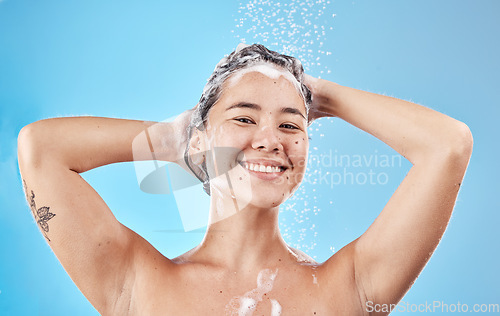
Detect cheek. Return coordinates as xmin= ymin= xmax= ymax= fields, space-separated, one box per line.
xmin=288 ymin=135 xmax=309 ymax=168
xmin=209 ymin=123 xmax=255 ymax=149
xmin=206 ymin=124 xmax=235 ymax=147
xmin=205 ymin=124 xmax=255 ymax=169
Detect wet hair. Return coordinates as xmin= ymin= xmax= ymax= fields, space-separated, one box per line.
xmin=185 ymin=43 xmax=312 ymax=195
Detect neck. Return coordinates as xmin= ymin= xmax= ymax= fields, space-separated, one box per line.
xmin=191 ymin=193 xmax=292 ymax=273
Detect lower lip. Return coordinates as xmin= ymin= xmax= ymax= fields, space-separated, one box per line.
xmin=240 ymin=164 xmax=286 ymax=181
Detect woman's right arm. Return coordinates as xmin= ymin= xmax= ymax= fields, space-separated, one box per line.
xmin=17 ymin=115 xmax=188 ymax=314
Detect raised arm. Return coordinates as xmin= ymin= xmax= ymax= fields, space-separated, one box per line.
xmin=307 ymin=77 xmax=473 ymax=312
xmin=17 ymin=113 xmax=191 ymax=314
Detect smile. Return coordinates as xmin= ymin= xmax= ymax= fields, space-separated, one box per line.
xmin=240 ymin=161 xmax=287 ymax=173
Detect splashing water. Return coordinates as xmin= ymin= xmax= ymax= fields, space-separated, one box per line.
xmin=231 ymin=0 xmax=335 ymax=75
xmin=280 ymin=123 xmax=332 ymax=255
xmin=231 ymin=0 xmax=337 ymax=256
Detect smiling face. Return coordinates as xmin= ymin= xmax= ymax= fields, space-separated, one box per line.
xmin=192 ymin=65 xmax=309 ymax=210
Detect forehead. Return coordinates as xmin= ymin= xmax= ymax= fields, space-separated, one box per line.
xmin=226 ymin=63 xmax=302 ymax=91
xmin=218 ymin=65 xmax=306 ymax=109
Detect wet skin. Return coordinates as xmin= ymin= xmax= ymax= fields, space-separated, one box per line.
xmin=19 ymin=55 xmax=472 ymax=315
xmin=193 ymin=70 xmax=309 ymax=211
xmin=117 ymin=72 xmax=365 ymax=315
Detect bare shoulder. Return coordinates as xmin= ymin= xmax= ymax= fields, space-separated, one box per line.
xmin=276 ymin=244 xmax=367 ymax=315
xmin=115 ymin=234 xmax=176 ymax=315
xmin=318 ymin=240 xmax=368 ymax=315
xmin=286 ymin=246 xmax=318 ymax=264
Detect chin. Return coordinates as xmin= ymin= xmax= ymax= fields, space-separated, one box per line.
xmin=244 ymin=187 xmax=292 ymax=210
xmin=250 ymin=197 xmax=284 ymax=209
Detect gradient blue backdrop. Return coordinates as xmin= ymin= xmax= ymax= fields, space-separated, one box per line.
xmin=1 ymin=0 xmax=498 ymax=315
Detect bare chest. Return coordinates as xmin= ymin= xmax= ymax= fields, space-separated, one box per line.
xmin=128 ymin=265 xmax=363 ymax=316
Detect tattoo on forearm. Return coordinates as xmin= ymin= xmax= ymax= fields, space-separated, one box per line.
xmin=23 ymin=180 xmax=56 ymax=242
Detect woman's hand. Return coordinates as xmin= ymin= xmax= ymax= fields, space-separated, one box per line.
xmin=169 ymin=106 xmax=196 ymax=163
xmin=304 ymin=74 xmax=336 ymax=123
xmin=136 ymin=105 xmax=197 ymax=167
xmin=166 ymin=106 xmax=205 ymax=179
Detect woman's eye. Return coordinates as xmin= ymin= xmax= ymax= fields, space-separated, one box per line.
xmin=234 ymin=117 xmax=255 ymax=124
xmin=280 ymin=123 xmax=299 ymax=130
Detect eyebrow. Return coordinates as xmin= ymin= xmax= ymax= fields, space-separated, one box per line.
xmin=226 ymin=102 xmax=306 ymax=120
xmin=226 ymin=102 xmax=261 ymax=111
xmin=281 ymin=107 xmax=306 ymax=120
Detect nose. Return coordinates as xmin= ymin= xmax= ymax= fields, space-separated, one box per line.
xmin=251 ymin=125 xmax=283 ymax=152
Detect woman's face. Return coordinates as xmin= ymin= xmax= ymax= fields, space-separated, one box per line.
xmin=197 ymin=67 xmax=309 ymax=209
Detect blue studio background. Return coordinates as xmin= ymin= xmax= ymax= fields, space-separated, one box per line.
xmin=1 ymin=0 xmax=499 ymax=315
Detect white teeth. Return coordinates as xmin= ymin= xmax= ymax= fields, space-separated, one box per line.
xmin=242 ymin=162 xmax=283 ymax=173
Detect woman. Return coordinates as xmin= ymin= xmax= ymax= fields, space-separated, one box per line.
xmin=18 ymin=44 xmax=472 ymax=315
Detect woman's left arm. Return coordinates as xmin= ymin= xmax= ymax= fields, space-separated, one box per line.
xmin=308 ymin=76 xmax=473 ymax=308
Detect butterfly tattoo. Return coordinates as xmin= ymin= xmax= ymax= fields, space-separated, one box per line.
xmin=23 ymin=180 xmax=56 ymax=242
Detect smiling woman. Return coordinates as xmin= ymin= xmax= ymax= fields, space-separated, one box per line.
xmin=188 ymin=70 xmax=309 ymax=222
xmin=17 ymin=43 xmax=472 ymax=315
xmin=184 ymin=44 xmax=312 ymax=196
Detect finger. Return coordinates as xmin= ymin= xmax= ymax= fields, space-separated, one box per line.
xmin=304 ymin=74 xmax=319 ymax=88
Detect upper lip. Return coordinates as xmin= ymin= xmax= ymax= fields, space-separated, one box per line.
xmin=239 ymin=159 xmax=290 ymax=169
